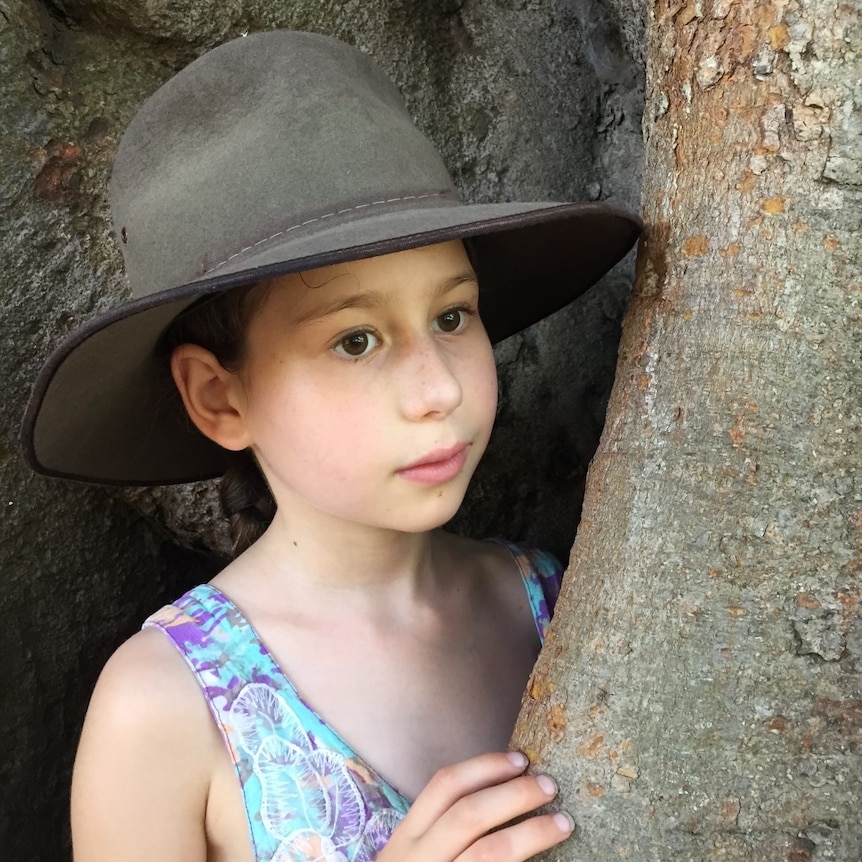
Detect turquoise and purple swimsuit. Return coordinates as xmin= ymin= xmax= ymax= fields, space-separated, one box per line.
xmin=144 ymin=541 xmax=562 ymax=862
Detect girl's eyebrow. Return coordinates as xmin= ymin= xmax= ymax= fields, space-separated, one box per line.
xmin=296 ymin=271 xmax=477 ymax=326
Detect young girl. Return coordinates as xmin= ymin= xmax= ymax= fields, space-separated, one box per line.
xmin=22 ymin=30 xmax=639 ymax=862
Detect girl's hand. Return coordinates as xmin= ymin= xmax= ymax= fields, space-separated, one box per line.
xmin=377 ymin=751 xmax=573 ymax=862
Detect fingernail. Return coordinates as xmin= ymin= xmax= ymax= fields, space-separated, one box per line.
xmin=507 ymin=751 xmax=529 ymax=769
xmin=552 ymin=811 xmax=575 ymax=834
xmin=536 ymin=774 xmax=557 ymax=796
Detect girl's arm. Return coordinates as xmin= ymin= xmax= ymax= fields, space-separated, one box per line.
xmin=378 ymin=751 xmax=573 ymax=862
xmin=71 ymin=629 xmax=213 ymax=862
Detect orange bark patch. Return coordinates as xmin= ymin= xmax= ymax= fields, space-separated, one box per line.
xmin=792 ymin=221 xmax=809 ymax=232
xmin=527 ymin=674 xmax=555 ymax=701
xmin=584 ymin=782 xmax=606 ymax=797
xmin=824 ymin=235 xmax=840 ymax=250
xmin=547 ymin=705 xmax=567 ymax=740
xmin=746 ymin=214 xmax=764 ymax=230
xmin=720 ymin=243 xmax=741 ymax=257
xmin=737 ymin=170 xmax=757 ymax=194
xmin=683 ymin=235 xmax=710 ymax=257
xmin=576 ymin=733 xmax=606 ymax=758
xmin=763 ymin=197 xmax=787 ymax=214
xmin=768 ymin=23 xmax=790 ymax=50
xmin=728 ymin=415 xmax=746 ymax=446
xmin=727 ymin=605 xmax=747 ymax=618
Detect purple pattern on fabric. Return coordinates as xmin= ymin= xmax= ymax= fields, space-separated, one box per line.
xmin=143 ymin=541 xmax=563 ymax=861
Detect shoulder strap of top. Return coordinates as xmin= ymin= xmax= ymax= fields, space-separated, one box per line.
xmin=492 ymin=541 xmax=564 ymax=643
xmin=143 ymin=585 xmax=408 ymax=862
xmin=143 ymin=585 xmax=274 ymax=859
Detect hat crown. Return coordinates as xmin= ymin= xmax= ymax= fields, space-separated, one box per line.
xmin=110 ymin=31 xmax=456 ymax=298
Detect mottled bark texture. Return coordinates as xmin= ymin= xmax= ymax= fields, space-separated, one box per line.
xmin=1 ymin=0 xmax=643 ymax=858
xmin=513 ymin=0 xmax=861 ymax=858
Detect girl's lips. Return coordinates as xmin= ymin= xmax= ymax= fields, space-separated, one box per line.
xmin=397 ymin=443 xmax=469 ymax=484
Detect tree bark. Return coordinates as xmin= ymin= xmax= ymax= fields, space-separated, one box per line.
xmin=512 ymin=0 xmax=861 ymax=858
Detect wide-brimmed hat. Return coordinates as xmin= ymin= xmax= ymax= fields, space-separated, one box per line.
xmin=21 ymin=29 xmax=640 ymax=486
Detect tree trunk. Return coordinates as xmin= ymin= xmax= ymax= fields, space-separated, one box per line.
xmin=512 ymin=0 xmax=861 ymax=858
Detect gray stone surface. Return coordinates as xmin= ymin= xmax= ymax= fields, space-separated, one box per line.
xmin=1 ymin=0 xmax=643 ymax=856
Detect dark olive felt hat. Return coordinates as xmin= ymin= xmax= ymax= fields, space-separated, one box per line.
xmin=22 ymin=30 xmax=641 ymax=486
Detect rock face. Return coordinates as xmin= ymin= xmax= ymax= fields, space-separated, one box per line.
xmin=0 ymin=0 xmax=643 ymax=857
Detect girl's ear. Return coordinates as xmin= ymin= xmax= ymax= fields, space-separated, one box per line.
xmin=170 ymin=344 xmax=251 ymax=451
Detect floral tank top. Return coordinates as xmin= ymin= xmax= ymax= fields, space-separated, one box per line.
xmin=143 ymin=541 xmax=563 ymax=862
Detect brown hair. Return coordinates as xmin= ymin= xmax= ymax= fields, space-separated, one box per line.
xmin=160 ymin=286 xmax=276 ymax=555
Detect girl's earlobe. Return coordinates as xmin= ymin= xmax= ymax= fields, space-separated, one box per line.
xmin=170 ymin=344 xmax=251 ymax=451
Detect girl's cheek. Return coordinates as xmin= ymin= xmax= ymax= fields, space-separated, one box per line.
xmin=475 ymin=351 xmax=500 ymax=429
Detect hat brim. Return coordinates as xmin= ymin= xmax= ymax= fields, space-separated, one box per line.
xmin=22 ymin=199 xmax=640 ymax=485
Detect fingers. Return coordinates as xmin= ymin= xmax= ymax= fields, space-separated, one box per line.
xmin=404 ymin=751 xmax=531 ymax=833
xmin=377 ymin=752 xmax=574 ymax=862
xmin=428 ymin=772 xmax=563 ymax=860
xmin=459 ymin=811 xmax=574 ymax=862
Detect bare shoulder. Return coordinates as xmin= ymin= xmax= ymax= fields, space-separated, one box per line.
xmin=436 ymin=532 xmax=533 ymax=613
xmin=93 ymin=626 xmax=202 ymax=706
xmin=81 ymin=627 xmax=214 ymax=753
xmin=72 ymin=627 xmax=216 ymax=861
xmin=436 ymin=531 xmax=530 ymax=578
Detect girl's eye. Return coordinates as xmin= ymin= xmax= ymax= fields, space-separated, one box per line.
xmin=433 ymin=308 xmax=468 ymax=334
xmin=333 ymin=330 xmax=380 ymax=358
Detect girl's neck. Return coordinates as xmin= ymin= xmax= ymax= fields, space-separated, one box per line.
xmin=227 ymin=507 xmax=449 ymax=612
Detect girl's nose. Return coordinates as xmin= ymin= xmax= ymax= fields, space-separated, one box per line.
xmin=396 ymin=337 xmax=463 ymax=421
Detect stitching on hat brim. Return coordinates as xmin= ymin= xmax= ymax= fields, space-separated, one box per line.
xmin=206 ymin=193 xmax=447 ymax=275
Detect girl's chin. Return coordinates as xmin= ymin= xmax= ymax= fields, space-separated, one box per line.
xmin=384 ymin=497 xmax=469 ymax=535
xmin=375 ymin=484 xmax=475 ymax=535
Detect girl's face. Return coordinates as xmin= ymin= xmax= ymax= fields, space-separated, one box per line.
xmin=230 ymin=240 xmax=498 ymax=534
